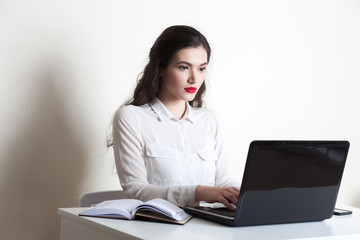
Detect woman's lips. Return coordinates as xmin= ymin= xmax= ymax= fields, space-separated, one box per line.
xmin=184 ymin=87 xmax=197 ymax=93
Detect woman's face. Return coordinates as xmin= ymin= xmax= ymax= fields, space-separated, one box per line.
xmin=159 ymin=46 xmax=208 ymax=103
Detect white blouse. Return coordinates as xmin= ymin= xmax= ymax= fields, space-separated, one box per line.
xmin=112 ymin=98 xmax=240 ymax=207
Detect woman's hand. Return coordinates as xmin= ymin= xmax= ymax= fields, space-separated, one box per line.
xmin=195 ymin=186 xmax=240 ymax=210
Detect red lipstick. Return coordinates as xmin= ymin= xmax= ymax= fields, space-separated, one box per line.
xmin=184 ymin=87 xmax=197 ymax=93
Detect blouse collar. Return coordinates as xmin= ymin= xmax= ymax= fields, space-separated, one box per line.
xmin=149 ymin=98 xmax=195 ymax=124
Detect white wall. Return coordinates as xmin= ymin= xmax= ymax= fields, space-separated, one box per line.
xmin=0 ymin=0 xmax=359 ymax=239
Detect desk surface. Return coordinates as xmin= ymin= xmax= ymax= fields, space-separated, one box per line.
xmin=59 ymin=206 xmax=360 ymax=240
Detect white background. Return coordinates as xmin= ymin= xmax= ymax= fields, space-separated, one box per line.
xmin=0 ymin=0 xmax=359 ymax=239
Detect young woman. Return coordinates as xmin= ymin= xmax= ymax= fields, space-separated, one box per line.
xmin=111 ymin=25 xmax=240 ymax=210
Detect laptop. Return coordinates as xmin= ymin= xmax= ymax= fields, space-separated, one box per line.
xmin=184 ymin=140 xmax=350 ymax=226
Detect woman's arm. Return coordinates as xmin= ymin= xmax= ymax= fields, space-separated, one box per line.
xmin=195 ymin=111 xmax=241 ymax=210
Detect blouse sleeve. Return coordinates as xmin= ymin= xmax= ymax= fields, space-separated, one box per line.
xmin=209 ymin=111 xmax=241 ymax=189
xmin=112 ymin=106 xmax=197 ymax=207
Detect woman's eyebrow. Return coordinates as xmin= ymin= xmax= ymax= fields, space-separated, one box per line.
xmin=176 ymin=61 xmax=208 ymax=66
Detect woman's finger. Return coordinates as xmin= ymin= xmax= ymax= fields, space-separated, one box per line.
xmin=218 ymin=196 xmax=235 ymax=210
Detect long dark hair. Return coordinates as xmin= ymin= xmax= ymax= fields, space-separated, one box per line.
xmin=127 ymin=25 xmax=211 ymax=108
xmin=107 ymin=26 xmax=211 ymax=147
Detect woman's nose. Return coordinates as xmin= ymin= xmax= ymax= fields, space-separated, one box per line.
xmin=187 ymin=69 xmax=197 ymax=84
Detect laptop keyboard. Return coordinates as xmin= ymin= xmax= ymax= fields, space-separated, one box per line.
xmin=202 ymin=207 xmax=236 ymax=218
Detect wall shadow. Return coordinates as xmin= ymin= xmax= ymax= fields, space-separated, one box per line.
xmin=0 ymin=65 xmax=90 ymax=240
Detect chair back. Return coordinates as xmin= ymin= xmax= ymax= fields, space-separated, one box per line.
xmin=79 ymin=190 xmax=126 ymax=207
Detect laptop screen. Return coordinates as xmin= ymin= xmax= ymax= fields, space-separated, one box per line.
xmin=242 ymin=141 xmax=348 ymax=191
xmin=236 ymin=140 xmax=350 ymax=225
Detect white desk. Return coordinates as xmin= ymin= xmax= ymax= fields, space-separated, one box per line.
xmin=58 ymin=207 xmax=360 ymax=240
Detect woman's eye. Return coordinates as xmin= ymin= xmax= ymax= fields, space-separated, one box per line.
xmin=199 ymin=67 xmax=207 ymax=72
xmin=179 ymin=66 xmax=189 ymax=70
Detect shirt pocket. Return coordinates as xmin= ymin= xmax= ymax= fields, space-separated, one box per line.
xmin=145 ymin=143 xmax=185 ymax=186
xmin=197 ymin=150 xmax=217 ymax=185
